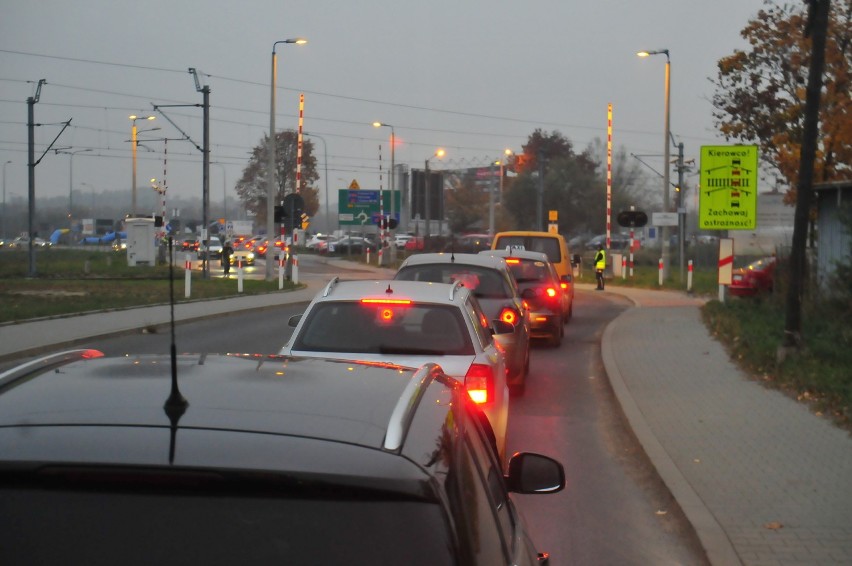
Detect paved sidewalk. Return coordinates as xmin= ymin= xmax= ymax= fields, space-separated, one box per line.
xmin=600 ymin=284 xmax=852 ymax=566
xmin=3 ymin=270 xmax=851 ymax=565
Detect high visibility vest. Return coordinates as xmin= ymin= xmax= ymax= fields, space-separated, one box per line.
xmin=595 ymin=250 xmax=606 ymax=270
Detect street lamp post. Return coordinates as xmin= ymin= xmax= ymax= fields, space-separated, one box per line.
xmin=267 ymin=37 xmax=306 ymax=281
xmin=212 ymin=162 xmax=228 ymax=222
xmin=489 ymin=149 xmax=512 ymax=237
xmin=129 ymin=115 xmax=157 ymax=216
xmin=303 ymin=132 xmax=329 ymax=233
xmin=55 ymin=148 xmax=92 ymax=226
xmin=81 ymin=182 xmax=96 ymax=218
xmin=638 ymin=48 xmax=671 ymax=280
xmin=424 ymin=149 xmax=445 ymax=249
xmin=2 ymin=160 xmax=11 ymax=238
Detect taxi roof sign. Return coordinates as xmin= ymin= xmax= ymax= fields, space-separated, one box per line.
xmin=698 ymin=145 xmax=758 ymax=230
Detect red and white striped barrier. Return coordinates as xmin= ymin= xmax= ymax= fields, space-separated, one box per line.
xmin=687 ymin=259 xmax=694 ymax=293
xmin=184 ymin=253 xmax=192 ymax=298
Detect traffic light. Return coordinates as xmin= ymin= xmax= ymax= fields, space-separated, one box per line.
xmin=375 ymin=217 xmax=398 ymax=230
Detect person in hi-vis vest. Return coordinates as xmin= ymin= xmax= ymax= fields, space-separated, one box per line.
xmin=594 ymin=245 xmax=606 ymax=291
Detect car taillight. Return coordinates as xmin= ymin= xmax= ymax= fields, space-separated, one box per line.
xmin=545 ymin=287 xmax=558 ymax=298
xmin=500 ymin=306 xmax=520 ymax=326
xmin=560 ymin=281 xmax=568 ymax=290
xmin=464 ymin=363 xmax=494 ymax=404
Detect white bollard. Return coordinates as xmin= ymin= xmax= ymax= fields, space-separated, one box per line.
xmin=621 ymin=255 xmax=626 ymax=280
xmin=366 ymin=248 xmax=371 ymax=264
xmin=658 ymin=258 xmax=664 ymax=286
xmin=278 ymin=254 xmax=285 ymax=290
xmin=292 ymin=254 xmax=299 ymax=284
xmin=687 ymin=259 xmax=694 ymax=293
xmin=184 ymin=254 xmax=192 ymax=298
xmin=237 ymin=259 xmax=244 ymax=293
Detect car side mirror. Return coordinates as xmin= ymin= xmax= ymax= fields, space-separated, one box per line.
xmin=562 ymin=274 xmax=572 ymax=283
xmin=505 ymin=452 xmax=566 ymax=494
xmin=287 ymin=314 xmax=302 ymax=328
xmin=491 ymin=319 xmax=514 ymax=335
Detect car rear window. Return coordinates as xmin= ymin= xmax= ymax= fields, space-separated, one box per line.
xmin=493 ymin=236 xmax=562 ymax=263
xmin=1 ymin=487 xmax=455 ymax=565
xmin=294 ymin=301 xmax=474 ymax=355
xmin=505 ymin=259 xmax=551 ymax=283
xmin=396 ymin=265 xmax=511 ymax=299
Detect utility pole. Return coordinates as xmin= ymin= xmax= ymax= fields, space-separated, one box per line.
xmin=536 ymin=151 xmax=544 ymax=231
xmin=27 ymin=80 xmax=45 ymax=277
xmin=677 ymin=142 xmax=686 ymax=283
xmin=783 ymin=0 xmax=830 ymax=350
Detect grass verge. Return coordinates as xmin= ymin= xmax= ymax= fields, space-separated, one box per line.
xmin=0 ymin=249 xmax=298 ymax=323
xmin=702 ymin=295 xmax=852 ymax=431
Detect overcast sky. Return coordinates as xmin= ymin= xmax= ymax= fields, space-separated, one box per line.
xmin=1 ymin=0 xmax=768 ymax=216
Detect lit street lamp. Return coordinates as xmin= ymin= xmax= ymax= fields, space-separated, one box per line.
xmin=424 ymin=149 xmax=445 ymax=249
xmin=267 ymin=37 xmax=306 ymax=281
xmin=637 ymin=48 xmax=671 ymax=280
xmin=129 ymin=115 xmax=158 ymax=216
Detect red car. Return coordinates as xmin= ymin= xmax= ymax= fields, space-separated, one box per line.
xmin=256 ymin=238 xmax=288 ymax=259
xmin=729 ymin=257 xmax=776 ymax=297
xmin=404 ymin=236 xmax=425 ymax=251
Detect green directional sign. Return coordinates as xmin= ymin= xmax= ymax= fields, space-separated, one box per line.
xmin=338 ymin=189 xmax=400 ymax=226
xmin=698 ymin=145 xmax=759 ymax=230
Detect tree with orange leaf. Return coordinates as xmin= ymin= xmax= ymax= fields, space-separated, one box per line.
xmin=712 ymin=1 xmax=851 ymax=202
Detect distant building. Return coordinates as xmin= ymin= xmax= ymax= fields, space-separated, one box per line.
xmin=814 ymin=180 xmax=852 ymax=292
xmin=729 ymin=191 xmax=795 ymax=256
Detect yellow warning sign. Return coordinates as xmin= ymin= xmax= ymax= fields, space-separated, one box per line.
xmin=698 ymin=145 xmax=758 ymax=230
xmin=348 ymin=179 xmax=360 ymax=190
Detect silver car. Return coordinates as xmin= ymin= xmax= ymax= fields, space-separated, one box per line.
xmin=281 ymin=278 xmax=513 ymax=458
xmin=395 ymin=252 xmax=531 ymax=393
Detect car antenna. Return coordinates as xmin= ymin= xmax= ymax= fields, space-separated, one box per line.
xmin=163 ymin=236 xmax=188 ymax=464
xmin=385 ymin=283 xmax=394 ymax=294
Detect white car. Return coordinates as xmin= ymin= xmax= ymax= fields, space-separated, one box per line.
xmin=394 ymin=234 xmax=414 ymax=249
xmin=9 ymin=236 xmax=51 ymax=249
xmin=395 ymin=252 xmax=532 ymax=393
xmin=305 ymin=234 xmax=336 ymax=250
xmin=281 ymin=278 xmax=513 ymax=459
xmin=198 ymin=239 xmax=223 ymax=259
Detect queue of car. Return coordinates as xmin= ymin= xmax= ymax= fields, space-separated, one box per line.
xmin=0 ymin=230 xmax=577 ymax=562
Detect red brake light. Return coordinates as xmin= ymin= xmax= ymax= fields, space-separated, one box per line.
xmin=546 ymin=287 xmax=558 ymax=298
xmin=500 ymin=307 xmax=519 ymax=325
xmin=360 ymin=299 xmax=412 ymax=305
xmin=464 ymin=363 xmax=494 ymax=404
xmin=560 ymin=281 xmax=568 ymax=289
xmin=505 ymin=258 xmax=520 ymax=265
